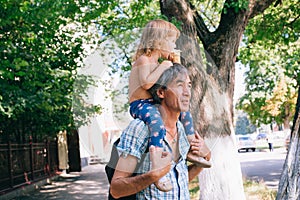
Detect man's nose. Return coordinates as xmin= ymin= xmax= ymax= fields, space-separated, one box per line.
xmin=183 ymin=85 xmax=191 ymax=97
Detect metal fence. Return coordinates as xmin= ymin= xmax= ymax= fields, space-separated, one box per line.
xmin=0 ymin=140 xmax=58 ymax=194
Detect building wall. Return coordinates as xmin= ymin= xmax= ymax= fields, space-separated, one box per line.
xmin=77 ymin=48 xmax=126 ymax=166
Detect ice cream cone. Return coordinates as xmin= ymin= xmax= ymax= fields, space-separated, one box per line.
xmin=170 ymin=49 xmax=181 ymax=64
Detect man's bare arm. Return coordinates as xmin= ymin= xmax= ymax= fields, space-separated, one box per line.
xmin=110 ymin=147 xmax=171 ymax=199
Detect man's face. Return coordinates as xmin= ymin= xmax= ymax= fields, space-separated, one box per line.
xmin=163 ymin=73 xmax=192 ymax=113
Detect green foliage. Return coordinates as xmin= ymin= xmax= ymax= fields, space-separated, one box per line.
xmin=237 ymin=0 xmax=299 ymax=126
xmin=191 ymin=0 xmax=224 ymax=30
xmin=0 ymin=0 xmax=162 ymax=141
xmin=224 ymin=0 xmax=249 ymax=14
xmin=235 ymin=112 xmax=256 ymax=135
xmin=0 ymin=0 xmax=101 ymax=142
xmin=91 ymin=1 xmax=162 ymax=115
xmin=93 ymin=0 xmax=159 ymax=42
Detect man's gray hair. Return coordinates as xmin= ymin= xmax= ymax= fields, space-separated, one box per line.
xmin=148 ymin=63 xmax=189 ymax=104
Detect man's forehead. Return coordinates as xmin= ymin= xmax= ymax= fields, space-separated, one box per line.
xmin=171 ymin=73 xmax=190 ymax=83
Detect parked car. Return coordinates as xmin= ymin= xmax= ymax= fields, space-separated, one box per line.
xmin=236 ymin=136 xmax=256 ymax=152
xmin=256 ymin=132 xmax=267 ymax=140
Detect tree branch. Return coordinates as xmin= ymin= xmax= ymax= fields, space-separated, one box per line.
xmin=250 ymin=0 xmax=277 ymax=19
xmin=188 ymin=1 xmax=211 ymax=48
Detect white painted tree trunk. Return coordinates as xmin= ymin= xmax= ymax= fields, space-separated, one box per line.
xmin=192 ymin=77 xmax=245 ymax=200
xmin=196 ymin=80 xmax=245 ymax=200
xmin=198 ymin=135 xmax=245 ymax=200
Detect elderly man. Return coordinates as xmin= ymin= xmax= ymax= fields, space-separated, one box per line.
xmin=110 ymin=63 xmax=210 ymax=199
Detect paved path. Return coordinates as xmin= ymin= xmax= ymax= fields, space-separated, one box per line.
xmin=7 ymin=164 xmax=109 ymax=200
xmin=239 ymin=147 xmax=286 ymax=190
xmin=3 ymin=149 xmax=287 ymax=199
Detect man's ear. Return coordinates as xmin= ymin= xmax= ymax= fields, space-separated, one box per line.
xmin=156 ymin=88 xmax=165 ymax=98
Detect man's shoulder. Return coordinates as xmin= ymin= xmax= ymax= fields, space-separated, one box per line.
xmin=118 ymin=119 xmax=149 ymax=159
xmin=124 ymin=119 xmax=148 ymax=136
xmin=128 ymin=118 xmax=147 ymax=128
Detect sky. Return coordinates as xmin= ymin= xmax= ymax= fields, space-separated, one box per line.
xmin=234 ymin=62 xmax=246 ymax=104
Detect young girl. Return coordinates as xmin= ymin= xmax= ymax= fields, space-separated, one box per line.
xmin=128 ymin=19 xmax=211 ymax=192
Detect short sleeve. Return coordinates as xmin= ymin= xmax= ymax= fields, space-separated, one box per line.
xmin=116 ymin=119 xmax=149 ymax=161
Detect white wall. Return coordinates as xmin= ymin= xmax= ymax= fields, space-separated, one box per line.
xmin=77 ymin=48 xmax=123 ymax=165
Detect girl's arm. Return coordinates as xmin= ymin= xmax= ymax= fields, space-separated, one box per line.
xmin=138 ymin=60 xmax=172 ymax=90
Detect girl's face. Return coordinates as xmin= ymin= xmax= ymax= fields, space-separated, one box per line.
xmin=161 ymin=34 xmax=177 ymax=59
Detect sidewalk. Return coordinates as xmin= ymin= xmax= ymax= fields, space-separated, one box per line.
xmin=2 ymin=164 xmax=109 ymax=200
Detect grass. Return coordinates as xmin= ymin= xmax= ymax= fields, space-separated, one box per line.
xmin=189 ymin=176 xmax=200 ymax=200
xmin=243 ymin=179 xmax=277 ymax=200
xmin=189 ymin=177 xmax=277 ymax=200
xmin=255 ymin=138 xmax=285 ymax=151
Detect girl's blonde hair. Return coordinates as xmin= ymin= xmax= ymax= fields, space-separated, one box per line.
xmin=133 ymin=19 xmax=180 ymax=61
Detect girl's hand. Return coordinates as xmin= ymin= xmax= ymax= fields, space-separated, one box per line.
xmin=168 ymin=50 xmax=181 ymax=63
xmin=159 ymin=60 xmax=173 ymax=70
xmin=167 ymin=53 xmax=174 ymax=62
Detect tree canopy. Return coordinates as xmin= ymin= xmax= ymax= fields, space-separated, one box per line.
xmin=237 ymin=0 xmax=299 ymax=128
xmin=0 ymin=0 xmax=102 ymax=142
xmin=0 ymin=0 xmax=162 ymax=143
xmin=1 ymin=0 xmax=298 ymax=142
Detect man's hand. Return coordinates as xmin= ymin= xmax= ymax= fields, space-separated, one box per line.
xmin=187 ymin=132 xmax=211 ymax=181
xmin=149 ymin=146 xmax=172 ymax=179
xmin=189 ymin=132 xmax=211 ymax=161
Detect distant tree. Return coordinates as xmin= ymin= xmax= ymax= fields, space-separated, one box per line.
xmin=261 ymin=77 xmax=297 ymax=129
xmin=237 ymin=0 xmax=299 ymax=131
xmin=235 ymin=112 xmax=256 ymax=135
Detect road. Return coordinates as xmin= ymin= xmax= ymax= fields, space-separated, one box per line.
xmin=239 ymin=148 xmax=287 ymax=189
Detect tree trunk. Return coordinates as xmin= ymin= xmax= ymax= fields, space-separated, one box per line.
xmin=67 ymin=129 xmax=82 ymax=172
xmin=283 ymin=118 xmax=291 ymax=130
xmin=160 ymin=0 xmax=276 ymax=199
xmin=276 ymin=86 xmax=300 ymax=200
xmin=283 ymin=103 xmax=293 ymax=130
